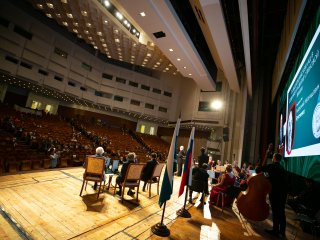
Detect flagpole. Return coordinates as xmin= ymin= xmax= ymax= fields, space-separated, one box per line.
xmin=176 ymin=185 xmax=191 ymax=218
xmin=151 ymin=201 xmax=170 ymax=236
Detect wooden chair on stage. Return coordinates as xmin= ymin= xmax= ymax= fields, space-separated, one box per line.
xmin=113 ymin=163 xmax=145 ymax=203
xmin=146 ymin=163 xmax=165 ymax=198
xmin=80 ymin=156 xmax=106 ymax=199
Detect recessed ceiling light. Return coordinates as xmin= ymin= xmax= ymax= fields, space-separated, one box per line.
xmin=115 ymin=38 xmax=120 ymax=43
xmin=47 ymin=3 xmax=54 ymax=8
xmin=86 ymin=23 xmax=91 ymax=27
xmin=85 ymin=30 xmax=89 ymax=34
xmin=188 ymin=73 xmax=192 ymax=76
xmin=56 ymin=13 xmax=61 ymax=18
xmin=140 ymin=12 xmax=146 ymax=17
xmin=88 ymin=36 xmax=92 ymax=40
xmin=177 ymin=58 xmax=181 ymax=61
xmin=169 ymin=48 xmax=173 ymax=52
xmin=97 ymin=31 xmax=102 ymax=36
xmin=73 ymin=22 xmax=78 ymax=26
xmin=37 ymin=4 xmax=43 ymax=9
xmin=102 ymin=43 xmax=107 ymax=47
xmin=169 ymin=64 xmax=172 ymax=66
xmin=67 ymin=13 xmax=73 ymax=18
xmin=62 ymin=21 xmax=68 ymax=26
xmin=156 ymin=62 xmax=160 ymax=65
xmin=147 ymin=53 xmax=151 ymax=57
xmin=46 ymin=13 xmax=52 ymax=18
xmin=115 ymin=12 xmax=123 ymax=20
xmin=94 ymin=46 xmax=98 ymax=49
xmin=166 ymin=68 xmax=169 ymax=70
xmin=123 ymin=20 xmax=128 ymax=25
xmin=61 ymin=0 xmax=68 ymax=4
xmin=183 ymin=66 xmax=186 ymax=69
xmin=103 ymin=0 xmax=110 ymax=7
xmin=81 ymin=11 xmax=87 ymax=16
xmin=117 ymin=48 xmax=121 ymax=51
xmin=131 ymin=55 xmax=135 ymax=58
xmin=132 ymin=29 xmax=136 ymax=33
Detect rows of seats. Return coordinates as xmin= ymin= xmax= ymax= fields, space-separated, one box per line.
xmin=0 ymin=104 xmax=170 ymax=174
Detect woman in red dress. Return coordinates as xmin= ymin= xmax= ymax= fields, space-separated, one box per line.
xmin=209 ymin=164 xmax=236 ymax=207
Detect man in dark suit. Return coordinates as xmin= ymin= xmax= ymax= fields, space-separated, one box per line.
xmin=116 ymin=152 xmax=135 ymax=196
xmin=177 ymin=145 xmax=186 ymax=176
xmin=262 ymin=153 xmax=288 ymax=239
xmin=189 ymin=163 xmax=209 ymax=204
xmin=198 ymin=147 xmax=209 ymax=169
xmin=141 ymin=152 xmax=158 ymax=191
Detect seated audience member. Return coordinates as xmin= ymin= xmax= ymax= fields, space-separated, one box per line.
xmin=49 ymin=146 xmax=60 ymax=168
xmin=209 ymin=164 xmax=236 ymax=207
xmin=208 ymin=156 xmax=215 ymax=169
xmin=116 ymin=152 xmax=135 ymax=196
xmin=189 ymin=163 xmax=209 ymax=204
xmin=91 ymin=146 xmax=107 ymax=190
xmin=141 ymin=153 xmax=158 ymax=191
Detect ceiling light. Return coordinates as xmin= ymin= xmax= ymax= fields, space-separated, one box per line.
xmin=103 ymin=0 xmax=110 ymax=7
xmin=86 ymin=23 xmax=91 ymax=27
xmin=102 ymin=43 xmax=107 ymax=47
xmin=131 ymin=55 xmax=135 ymax=58
xmin=169 ymin=64 xmax=172 ymax=66
xmin=97 ymin=31 xmax=102 ymax=36
xmin=166 ymin=68 xmax=169 ymax=70
xmin=94 ymin=46 xmax=98 ymax=49
xmin=117 ymin=48 xmax=121 ymax=51
xmin=67 ymin=13 xmax=73 ymax=18
xmin=77 ymin=34 xmax=82 ymax=38
xmin=104 ymin=20 xmax=108 ymax=24
xmin=88 ymin=36 xmax=92 ymax=40
xmin=140 ymin=12 xmax=146 ymax=17
xmin=183 ymin=66 xmax=187 ymax=69
xmin=123 ymin=20 xmax=128 ymax=25
xmin=73 ymin=22 xmax=78 ymax=26
xmin=188 ymin=73 xmax=192 ymax=76
xmin=136 ymin=32 xmax=140 ymax=37
xmin=37 ymin=4 xmax=43 ymax=9
xmin=61 ymin=0 xmax=68 ymax=3
xmin=147 ymin=53 xmax=151 ymax=57
xmin=127 ymin=23 xmax=131 ymax=28
xmin=115 ymin=38 xmax=120 ymax=43
xmin=56 ymin=13 xmax=61 ymax=18
xmin=81 ymin=11 xmax=88 ymax=16
xmin=62 ymin=21 xmax=68 ymax=26
xmin=177 ymin=58 xmax=181 ymax=61
xmin=85 ymin=30 xmax=89 ymax=34
xmin=156 ymin=62 xmax=160 ymax=65
xmin=73 ymin=29 xmax=78 ymax=33
xmin=115 ymin=12 xmax=123 ymax=20
xmin=47 ymin=3 xmax=54 ymax=8
xmin=132 ymin=28 xmax=136 ymax=33
xmin=169 ymin=48 xmax=173 ymax=52
xmin=144 ymin=59 xmax=148 ymax=62
xmin=210 ymin=100 xmax=223 ymax=110
xmin=46 ymin=13 xmax=52 ymax=18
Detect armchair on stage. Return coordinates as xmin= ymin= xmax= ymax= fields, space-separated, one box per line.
xmin=79 ymin=156 xmax=106 ymax=199
xmin=114 ymin=163 xmax=145 ymax=203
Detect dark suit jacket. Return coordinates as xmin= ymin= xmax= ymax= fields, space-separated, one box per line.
xmin=117 ymin=159 xmax=134 ymax=183
xmin=141 ymin=158 xmax=158 ymax=181
xmin=198 ymin=153 xmax=209 ymax=168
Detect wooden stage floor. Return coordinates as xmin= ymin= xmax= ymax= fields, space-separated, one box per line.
xmin=0 ymin=167 xmax=314 ymax=240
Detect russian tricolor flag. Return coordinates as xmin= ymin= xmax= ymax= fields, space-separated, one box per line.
xmin=178 ymin=127 xmax=195 ymax=197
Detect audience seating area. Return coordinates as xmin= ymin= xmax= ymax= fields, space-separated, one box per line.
xmin=0 ymin=104 xmax=170 ymax=174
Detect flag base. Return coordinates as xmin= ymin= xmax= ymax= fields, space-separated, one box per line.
xmin=176 ymin=208 xmax=191 ymax=218
xmin=151 ymin=223 xmax=170 ymax=237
